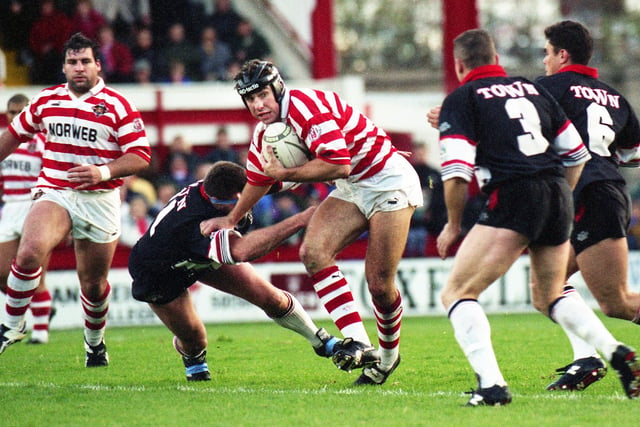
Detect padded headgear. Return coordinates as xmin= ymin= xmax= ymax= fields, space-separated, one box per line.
xmin=234 ymin=60 xmax=285 ymax=102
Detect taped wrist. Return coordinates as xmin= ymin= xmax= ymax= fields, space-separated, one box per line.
xmin=97 ymin=165 xmax=111 ymax=181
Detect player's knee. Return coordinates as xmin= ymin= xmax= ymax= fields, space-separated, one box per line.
xmin=598 ymin=301 xmax=627 ymax=319
xmin=299 ymin=241 xmax=329 ymax=273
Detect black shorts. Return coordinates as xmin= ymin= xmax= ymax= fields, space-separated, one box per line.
xmin=571 ymin=180 xmax=631 ymax=255
xmin=129 ymin=250 xmax=197 ymax=305
xmin=477 ymin=175 xmax=572 ymax=246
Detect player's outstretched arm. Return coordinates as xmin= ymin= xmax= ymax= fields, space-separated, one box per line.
xmin=229 ymin=206 xmax=316 ymax=262
xmin=0 ymin=131 xmax=22 ymax=162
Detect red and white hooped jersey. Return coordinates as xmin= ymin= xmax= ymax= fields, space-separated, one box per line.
xmin=8 ymin=78 xmax=151 ymax=191
xmin=0 ymin=132 xmax=45 ymax=203
xmin=246 ymin=88 xmax=397 ymax=188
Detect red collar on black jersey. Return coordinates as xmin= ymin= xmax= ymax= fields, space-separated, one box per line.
xmin=558 ymin=64 xmax=599 ymax=78
xmin=461 ymin=64 xmax=508 ymax=85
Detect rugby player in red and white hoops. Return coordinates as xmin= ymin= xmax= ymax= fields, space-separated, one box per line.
xmin=200 ymin=59 xmax=423 ymax=385
xmin=0 ymin=33 xmax=151 ymax=366
xmin=0 ymin=93 xmax=53 ymax=344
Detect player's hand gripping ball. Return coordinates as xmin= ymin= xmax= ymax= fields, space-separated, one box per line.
xmin=261 ymin=122 xmax=312 ymax=168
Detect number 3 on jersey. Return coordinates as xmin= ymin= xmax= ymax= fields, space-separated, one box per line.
xmin=505 ymin=98 xmax=549 ymax=156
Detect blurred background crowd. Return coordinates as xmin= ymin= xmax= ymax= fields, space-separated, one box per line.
xmin=0 ymin=0 xmax=272 ymax=86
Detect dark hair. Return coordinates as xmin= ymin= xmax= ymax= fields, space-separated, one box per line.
xmin=453 ymin=29 xmax=496 ymax=69
xmin=233 ymin=59 xmax=285 ymax=101
xmin=62 ymin=32 xmax=100 ymax=62
xmin=544 ymin=21 xmax=593 ymax=65
xmin=203 ymin=161 xmax=246 ymax=200
xmin=7 ymin=93 xmax=29 ymax=107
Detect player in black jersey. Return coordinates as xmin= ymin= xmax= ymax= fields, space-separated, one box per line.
xmin=434 ymin=29 xmax=640 ymax=405
xmin=128 ymin=161 xmax=340 ymax=381
xmin=536 ymin=20 xmax=640 ymax=392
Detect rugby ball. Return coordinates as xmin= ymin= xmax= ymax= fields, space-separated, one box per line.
xmin=261 ymin=122 xmax=312 ymax=168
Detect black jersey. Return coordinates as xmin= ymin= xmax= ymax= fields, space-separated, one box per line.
xmin=536 ymin=65 xmax=640 ymax=195
xmin=438 ymin=64 xmax=590 ymax=193
xmin=129 ymin=181 xmax=250 ymax=278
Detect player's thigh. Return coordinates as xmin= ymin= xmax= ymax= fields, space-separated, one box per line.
xmin=17 ymin=201 xmax=72 ymax=264
xmin=149 ymin=290 xmax=197 ymax=329
xmin=442 ymin=225 xmax=527 ymax=307
xmin=202 ymin=263 xmax=285 ymax=312
xmin=577 ymin=237 xmax=629 ymax=304
xmin=365 ymin=207 xmax=414 ymax=284
xmin=302 ymin=197 xmax=368 ymax=259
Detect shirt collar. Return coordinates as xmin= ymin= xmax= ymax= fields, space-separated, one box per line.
xmin=64 ymin=77 xmax=105 ymax=99
xmin=558 ymin=64 xmax=599 ymax=78
xmin=461 ymin=64 xmax=508 ymax=85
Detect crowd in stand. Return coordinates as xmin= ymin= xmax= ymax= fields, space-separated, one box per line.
xmin=0 ymin=0 xmax=272 ymax=85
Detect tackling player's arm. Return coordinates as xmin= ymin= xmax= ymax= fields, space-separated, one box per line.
xmin=209 ymin=206 xmax=315 ymax=264
xmin=226 ymin=206 xmax=315 ymax=262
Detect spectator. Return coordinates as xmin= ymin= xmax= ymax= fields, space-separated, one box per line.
xmin=194 ymin=161 xmax=214 ymax=181
xmin=163 ymin=153 xmax=194 ymax=189
xmin=163 ymin=134 xmax=200 ymax=175
xmin=121 ymin=174 xmax=157 ymax=206
xmin=204 ymin=127 xmax=239 ymax=164
xmin=92 ymin=0 xmax=151 ymax=42
xmin=28 ymin=0 xmax=72 ymax=85
xmin=133 ymin=59 xmax=153 ymax=85
xmin=70 ymin=0 xmax=106 ymax=42
xmin=166 ymin=60 xmax=192 ymax=85
xmin=157 ymin=22 xmax=201 ymax=82
xmin=198 ymin=26 xmax=233 ymax=81
xmin=130 ymin=26 xmax=160 ymax=82
xmin=207 ymin=0 xmax=242 ymax=44
xmin=149 ymin=0 xmax=190 ymax=46
xmin=120 ymin=195 xmax=154 ymax=248
xmin=149 ymin=179 xmax=178 ymax=217
xmin=271 ymin=193 xmax=303 ymax=245
xmin=97 ymin=24 xmax=134 ymax=83
xmin=230 ymin=18 xmax=272 ymax=64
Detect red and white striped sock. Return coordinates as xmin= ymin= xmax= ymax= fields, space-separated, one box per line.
xmin=312 ymin=265 xmax=370 ymax=344
xmin=81 ymin=282 xmax=111 ymax=347
xmin=30 ymin=288 xmax=52 ymax=342
xmin=373 ymin=291 xmax=402 ymax=371
xmin=4 ymin=261 xmax=42 ymax=330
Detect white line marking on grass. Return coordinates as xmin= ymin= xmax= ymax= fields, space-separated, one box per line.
xmin=0 ymin=381 xmax=630 ymax=401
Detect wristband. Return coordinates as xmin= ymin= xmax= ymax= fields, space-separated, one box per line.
xmin=97 ymin=165 xmax=111 ymax=181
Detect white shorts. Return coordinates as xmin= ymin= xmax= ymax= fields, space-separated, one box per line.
xmin=34 ymin=188 xmax=122 ymax=243
xmin=330 ymin=153 xmax=423 ymax=219
xmin=0 ymin=199 xmax=31 ymax=243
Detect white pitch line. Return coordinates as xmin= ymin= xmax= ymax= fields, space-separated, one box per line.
xmin=0 ymin=381 xmax=631 ymax=401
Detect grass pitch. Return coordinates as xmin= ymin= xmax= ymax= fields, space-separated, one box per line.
xmin=1 ymin=313 xmax=639 ymax=426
